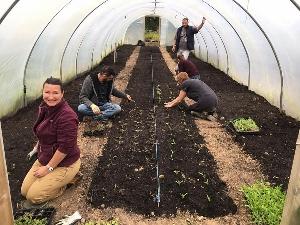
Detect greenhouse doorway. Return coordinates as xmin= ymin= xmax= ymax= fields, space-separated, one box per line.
xmin=145 ymin=16 xmax=160 ymax=46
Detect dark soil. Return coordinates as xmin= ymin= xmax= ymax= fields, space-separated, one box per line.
xmin=88 ymin=46 xmax=237 ymax=217
xmin=3 ymin=43 xmax=299 ymax=217
xmin=2 ymin=45 xmax=136 ymax=210
xmin=167 ymin=47 xmax=300 ymax=190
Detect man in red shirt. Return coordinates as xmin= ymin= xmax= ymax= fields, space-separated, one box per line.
xmin=175 ymin=53 xmax=201 ymax=80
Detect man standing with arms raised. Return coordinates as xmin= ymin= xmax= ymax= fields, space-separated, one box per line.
xmin=172 ymin=17 xmax=206 ymax=59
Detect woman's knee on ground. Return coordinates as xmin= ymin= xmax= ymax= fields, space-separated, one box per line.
xmin=25 ymin=185 xmax=63 ymax=204
xmin=21 ymin=181 xmax=30 ymax=198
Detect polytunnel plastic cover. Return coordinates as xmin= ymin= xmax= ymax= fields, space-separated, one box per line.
xmin=0 ymin=0 xmax=299 ymax=120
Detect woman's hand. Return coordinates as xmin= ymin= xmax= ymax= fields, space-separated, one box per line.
xmin=33 ymin=166 xmax=49 ymax=178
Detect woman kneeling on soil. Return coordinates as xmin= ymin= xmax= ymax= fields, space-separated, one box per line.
xmin=164 ymin=72 xmax=218 ymax=121
xmin=21 ymin=77 xmax=81 ymax=207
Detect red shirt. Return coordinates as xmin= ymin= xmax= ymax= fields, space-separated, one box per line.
xmin=178 ymin=59 xmax=200 ymax=78
xmin=33 ymin=99 xmax=80 ymax=167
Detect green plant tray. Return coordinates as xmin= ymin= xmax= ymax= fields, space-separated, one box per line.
xmin=14 ymin=207 xmax=55 ymax=225
xmin=227 ymin=120 xmax=260 ymax=135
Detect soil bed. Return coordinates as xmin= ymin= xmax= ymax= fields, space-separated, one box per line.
xmin=88 ymin=46 xmax=237 ymax=217
xmin=166 ymin=47 xmax=300 ymax=190
xmin=2 ymin=45 xmax=136 ymax=210
xmin=2 ymin=44 xmax=299 ymax=224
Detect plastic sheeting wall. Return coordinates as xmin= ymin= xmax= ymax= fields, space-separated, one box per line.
xmin=124 ymin=17 xmax=145 ymax=45
xmin=0 ymin=0 xmax=299 ymax=120
xmin=160 ymin=17 xmax=176 ymax=46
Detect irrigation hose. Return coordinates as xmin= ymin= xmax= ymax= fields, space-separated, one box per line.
xmin=151 ymin=53 xmax=161 ymax=207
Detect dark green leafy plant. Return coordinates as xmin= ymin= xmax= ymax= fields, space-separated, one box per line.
xmin=14 ymin=213 xmax=47 ymax=225
xmin=241 ymin=182 xmax=285 ymax=225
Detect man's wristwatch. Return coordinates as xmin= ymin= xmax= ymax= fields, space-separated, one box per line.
xmin=46 ymin=165 xmax=54 ymax=172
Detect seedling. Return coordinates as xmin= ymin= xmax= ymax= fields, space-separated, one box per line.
xmin=173 ymin=170 xmax=180 ymax=175
xmin=170 ymin=149 xmax=175 ymax=160
xmin=204 ymin=179 xmax=209 ymax=185
xmin=175 ymin=180 xmax=184 ymax=185
xmin=156 ymin=85 xmax=162 ymax=103
xmin=232 ymin=118 xmax=259 ymax=132
xmin=206 ymin=194 xmax=211 ymax=202
xmin=14 ymin=213 xmax=47 ymax=225
xmin=83 ymin=219 xmax=119 ymax=225
xmin=171 ymin=139 xmax=176 ymax=145
xmin=241 ymin=182 xmax=285 ymax=225
xmin=180 ymin=192 xmax=188 ymax=199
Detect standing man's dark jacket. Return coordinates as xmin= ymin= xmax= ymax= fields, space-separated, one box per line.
xmin=175 ymin=26 xmax=198 ymax=52
xmin=79 ymin=74 xmax=127 ymax=107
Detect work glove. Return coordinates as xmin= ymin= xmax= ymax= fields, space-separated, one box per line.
xmin=55 ymin=211 xmax=82 ymax=225
xmin=27 ymin=145 xmax=38 ymax=161
xmin=90 ymin=104 xmax=101 ymax=115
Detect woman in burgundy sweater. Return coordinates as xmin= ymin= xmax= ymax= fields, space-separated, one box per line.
xmin=21 ymin=77 xmax=80 ymax=206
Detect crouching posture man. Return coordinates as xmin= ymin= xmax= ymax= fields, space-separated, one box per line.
xmin=164 ymin=72 xmax=218 ymax=121
xmin=78 ymin=66 xmax=133 ymax=121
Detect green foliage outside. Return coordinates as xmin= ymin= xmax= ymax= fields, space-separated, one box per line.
xmin=145 ymin=16 xmax=159 ymax=42
xmin=14 ymin=213 xmax=47 ymax=225
xmin=232 ymin=117 xmax=259 ymax=132
xmin=145 ymin=31 xmax=159 ymax=42
xmin=241 ymin=182 xmax=286 ymax=225
xmin=83 ymin=219 xmax=119 ymax=225
xmin=145 ymin=16 xmax=159 ymax=31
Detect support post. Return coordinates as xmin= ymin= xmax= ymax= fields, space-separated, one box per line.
xmin=0 ymin=122 xmax=14 ymax=225
xmin=281 ymin=130 xmax=300 ymax=225
xmin=113 ymin=50 xmax=117 ymax=64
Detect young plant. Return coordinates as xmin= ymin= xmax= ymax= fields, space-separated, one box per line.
xmin=232 ymin=118 xmax=259 ymax=132
xmin=156 ymin=85 xmax=162 ymax=103
xmin=14 ymin=213 xmax=47 ymax=225
xmin=171 ymin=139 xmax=176 ymax=145
xmin=170 ymin=149 xmax=175 ymax=160
xmin=180 ymin=192 xmax=188 ymax=199
xmin=206 ymin=194 xmax=211 ymax=202
xmin=175 ymin=180 xmax=184 ymax=185
xmin=83 ymin=219 xmax=119 ymax=225
xmin=241 ymin=181 xmax=285 ymax=225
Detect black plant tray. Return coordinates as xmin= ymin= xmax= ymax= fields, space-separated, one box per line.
xmin=14 ymin=207 xmax=55 ymax=225
xmin=227 ymin=121 xmax=260 ymax=135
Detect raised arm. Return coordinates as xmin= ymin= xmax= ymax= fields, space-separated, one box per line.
xmin=196 ymin=17 xmax=206 ymax=32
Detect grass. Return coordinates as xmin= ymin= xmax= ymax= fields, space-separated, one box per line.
xmin=145 ymin=31 xmax=159 ymax=42
xmin=241 ymin=182 xmax=285 ymax=225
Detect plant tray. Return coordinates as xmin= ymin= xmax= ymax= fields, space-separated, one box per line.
xmin=83 ymin=121 xmax=107 ymax=137
xmin=227 ymin=121 xmax=260 ymax=135
xmin=14 ymin=207 xmax=55 ymax=225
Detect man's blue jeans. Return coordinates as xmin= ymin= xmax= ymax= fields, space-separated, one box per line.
xmin=78 ymin=102 xmax=121 ymax=120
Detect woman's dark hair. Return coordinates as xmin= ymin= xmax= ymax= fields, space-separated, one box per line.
xmin=100 ymin=65 xmax=116 ymax=77
xmin=43 ymin=77 xmax=64 ymax=92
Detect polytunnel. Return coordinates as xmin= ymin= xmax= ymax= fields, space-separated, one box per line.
xmin=0 ymin=0 xmax=300 ymax=120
